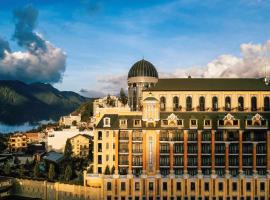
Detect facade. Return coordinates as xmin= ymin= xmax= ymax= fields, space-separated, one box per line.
xmin=84 ymin=59 xmax=270 ymax=199
xmin=47 ymin=126 xmax=93 ymax=152
xmin=9 ymin=133 xmax=28 ymax=152
xmin=69 ymin=134 xmax=92 ymax=158
xmin=59 ymin=113 xmax=81 ymax=126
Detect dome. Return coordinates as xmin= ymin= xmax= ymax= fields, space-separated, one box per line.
xmin=128 ymin=59 xmax=158 ymax=78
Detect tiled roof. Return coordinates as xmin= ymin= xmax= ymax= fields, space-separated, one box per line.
xmin=147 ymin=78 xmax=270 ymax=91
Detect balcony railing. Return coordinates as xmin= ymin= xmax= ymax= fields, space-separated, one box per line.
xmin=132 ymin=149 xmax=143 ymax=153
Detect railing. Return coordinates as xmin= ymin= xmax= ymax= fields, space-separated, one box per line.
xmin=132 ymin=149 xmax=143 ymax=153
xmin=132 ymin=137 xmax=143 ymax=141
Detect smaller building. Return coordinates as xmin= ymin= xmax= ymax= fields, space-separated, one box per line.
xmin=42 ymin=151 xmax=65 ymax=172
xmin=69 ymin=134 xmax=92 ymax=158
xmin=0 ymin=177 xmax=13 ymax=198
xmin=59 ymin=113 xmax=81 ymax=126
xmin=9 ymin=133 xmax=28 ymax=152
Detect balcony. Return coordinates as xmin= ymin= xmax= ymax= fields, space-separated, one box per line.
xmin=132 ymin=162 xmax=143 ymax=166
xmin=119 ymin=160 xmax=129 ymax=165
xmin=132 ymin=149 xmax=143 ymax=154
xmin=160 ymin=149 xmax=170 ymax=154
xmin=132 ymin=137 xmax=143 ymax=141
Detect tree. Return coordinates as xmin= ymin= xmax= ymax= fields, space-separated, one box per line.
xmin=25 ymin=158 xmax=30 ymax=169
xmin=106 ymin=94 xmax=115 ymax=107
xmin=77 ymin=172 xmax=83 ymax=185
xmin=119 ymin=88 xmax=128 ymax=106
xmin=64 ymin=165 xmax=72 ymax=182
xmin=64 ymin=139 xmax=73 ymax=159
xmin=88 ymin=141 xmax=93 ymax=162
xmin=104 ymin=165 xmax=110 ymax=175
xmin=14 ymin=156 xmax=20 ymax=165
xmin=48 ymin=164 xmax=56 ymax=181
xmin=111 ymin=165 xmax=115 ymax=175
xmin=19 ymin=165 xmax=24 ymax=178
xmin=72 ymin=120 xmax=77 ymax=126
xmin=3 ymin=162 xmax=11 ymax=175
xmin=33 ymin=162 xmax=40 ymax=178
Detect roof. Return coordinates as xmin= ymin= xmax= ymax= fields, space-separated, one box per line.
xmin=43 ymin=151 xmax=65 ymax=164
xmin=128 ymin=59 xmax=158 ymax=78
xmin=69 ymin=133 xmax=92 ymax=140
xmin=147 ymin=78 xmax=270 ymax=91
xmin=144 ymin=96 xmax=158 ymax=101
xmin=95 ymin=112 xmax=270 ymax=130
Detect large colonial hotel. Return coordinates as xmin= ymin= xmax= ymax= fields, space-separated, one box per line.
xmin=84 ymin=59 xmax=270 ymax=200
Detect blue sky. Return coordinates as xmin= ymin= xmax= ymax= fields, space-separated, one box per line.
xmin=0 ymin=0 xmax=270 ymax=97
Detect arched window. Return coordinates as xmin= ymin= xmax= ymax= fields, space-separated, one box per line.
xmin=186 ymin=96 xmax=192 ymax=111
xmin=212 ymin=96 xmax=218 ymax=111
xmin=264 ymin=97 xmax=270 ymax=111
xmin=173 ymin=96 xmax=179 ymax=111
xmin=238 ymin=96 xmax=244 ymax=111
xmin=251 ymin=96 xmax=257 ymax=111
xmin=160 ymin=97 xmax=166 ymax=111
xmin=225 ymin=96 xmax=231 ymax=111
xmin=199 ymin=96 xmax=205 ymax=111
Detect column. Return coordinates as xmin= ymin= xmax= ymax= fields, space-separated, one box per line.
xmin=198 ymin=130 xmax=202 ymax=174
xmin=170 ymin=142 xmax=174 ymax=174
xmin=143 ymin=131 xmax=147 ymax=174
xmin=225 ymin=142 xmax=230 ymax=174
xmin=184 ymin=130 xmax=188 ymax=174
xmin=128 ymin=130 xmax=132 ymax=174
xmin=156 ymin=131 xmax=160 ymax=173
xmin=211 ymin=130 xmax=215 ymax=174
xmin=253 ymin=142 xmax=258 ymax=173
xmin=239 ymin=130 xmax=243 ymax=173
xmin=115 ymin=131 xmax=119 ymax=174
xmin=267 ymin=131 xmax=270 ymax=174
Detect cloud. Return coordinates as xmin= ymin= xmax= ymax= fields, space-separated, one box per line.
xmin=162 ymin=40 xmax=270 ymax=78
xmin=97 ymin=74 xmax=127 ymax=94
xmin=0 ymin=5 xmax=66 ymax=83
xmin=79 ymin=88 xmax=105 ymax=98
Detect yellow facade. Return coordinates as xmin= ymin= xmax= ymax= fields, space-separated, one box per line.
xmin=70 ymin=134 xmax=92 ymax=158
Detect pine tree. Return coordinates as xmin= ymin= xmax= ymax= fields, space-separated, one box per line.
xmin=64 ymin=139 xmax=73 ymax=160
xmin=33 ymin=162 xmax=40 ymax=178
xmin=48 ymin=164 xmax=56 ymax=181
xmin=64 ymin=165 xmax=72 ymax=182
xmin=3 ymin=161 xmax=11 ymax=175
xmin=104 ymin=165 xmax=110 ymax=175
xmin=19 ymin=165 xmax=24 ymax=178
xmin=25 ymin=158 xmax=30 ymax=168
xmin=119 ymin=88 xmax=128 ymax=105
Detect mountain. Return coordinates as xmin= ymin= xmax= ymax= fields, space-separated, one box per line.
xmin=0 ymin=80 xmax=89 ymax=125
xmin=73 ymin=99 xmax=96 ymax=122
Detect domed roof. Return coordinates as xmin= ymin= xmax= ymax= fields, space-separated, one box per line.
xmin=128 ymin=59 xmax=158 ymax=78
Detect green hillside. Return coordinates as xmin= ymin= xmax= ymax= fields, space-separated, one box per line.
xmin=0 ymin=80 xmax=89 ymax=125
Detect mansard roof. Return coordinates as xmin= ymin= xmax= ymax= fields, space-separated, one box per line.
xmin=147 ymin=78 xmax=270 ymax=91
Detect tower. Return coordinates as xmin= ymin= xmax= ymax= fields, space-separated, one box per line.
xmin=127 ymin=59 xmax=159 ymax=111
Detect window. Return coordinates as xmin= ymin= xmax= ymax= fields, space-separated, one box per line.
xmin=162 ymin=120 xmax=168 ymax=126
xmin=106 ymin=131 xmax=109 ymax=137
xmin=163 ymin=182 xmax=167 ymax=191
xmin=204 ymin=120 xmax=211 ymax=127
xmin=107 ymin=182 xmax=112 ymax=191
xmin=134 ymin=119 xmax=141 ymax=127
xmin=177 ymin=120 xmax=183 ymax=126
xmin=106 ymin=143 xmax=109 ymax=149
xmin=264 ymin=97 xmax=270 ymax=111
xmin=121 ymin=182 xmax=126 ymax=191
xmin=204 ymin=182 xmax=209 ymax=191
xmin=107 ymin=196 xmax=112 ymax=200
xmin=199 ymin=96 xmax=205 ymax=111
xmin=260 ymin=182 xmax=265 ymax=191
xmin=251 ymin=96 xmax=257 ymax=111
xmin=190 ymin=182 xmax=195 ymax=191
xmin=120 ymin=119 xmax=127 ymax=126
xmin=176 ymin=182 xmax=181 ymax=191
xmin=106 ymin=155 xmax=109 ymax=161
xmin=135 ymin=182 xmax=140 ymax=191
xmin=225 ymin=96 xmax=231 ymax=111
xmin=160 ymin=96 xmax=166 ymax=111
xmin=190 ymin=119 xmax=197 ymax=127
xmin=173 ymin=96 xmax=179 ymax=111
xmin=186 ymin=96 xmax=192 ymax=111
xmin=98 ymin=155 xmax=102 ymax=164
xmin=218 ymin=182 xmax=223 ymax=191
xmin=238 ymin=96 xmax=244 ymax=111
xmin=232 ymin=182 xmax=237 ymax=191
xmin=149 ymin=182 xmax=154 ymax=191
xmin=98 ymin=167 xmax=102 ymax=174
xmin=212 ymin=96 xmax=218 ymax=111
xmin=98 ymin=131 xmax=102 ymax=140
xmin=246 ymin=182 xmax=251 ymax=191
xmin=98 ymin=143 xmax=102 ymax=152
xmin=104 ymin=117 xmax=110 ymax=127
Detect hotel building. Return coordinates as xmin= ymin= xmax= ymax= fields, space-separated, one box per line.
xmin=84 ymin=59 xmax=270 ymax=200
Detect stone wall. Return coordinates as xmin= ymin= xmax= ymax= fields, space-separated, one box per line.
xmin=13 ymin=179 xmax=102 ymax=200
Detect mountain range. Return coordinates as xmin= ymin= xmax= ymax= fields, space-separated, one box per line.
xmin=0 ymin=80 xmax=90 ymax=125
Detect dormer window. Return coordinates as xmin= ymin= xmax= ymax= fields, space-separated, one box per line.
xmin=204 ymin=120 xmax=211 ymax=127
xmin=120 ymin=119 xmax=127 ymax=126
xmin=104 ymin=117 xmax=110 ymax=127
xmin=177 ymin=119 xmax=183 ymax=126
xmin=162 ymin=120 xmax=168 ymax=126
xmin=134 ymin=119 xmax=141 ymax=127
xmin=190 ymin=119 xmax=197 ymax=128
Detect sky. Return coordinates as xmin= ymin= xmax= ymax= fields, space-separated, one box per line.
xmin=1 ymin=0 xmax=270 ymax=97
